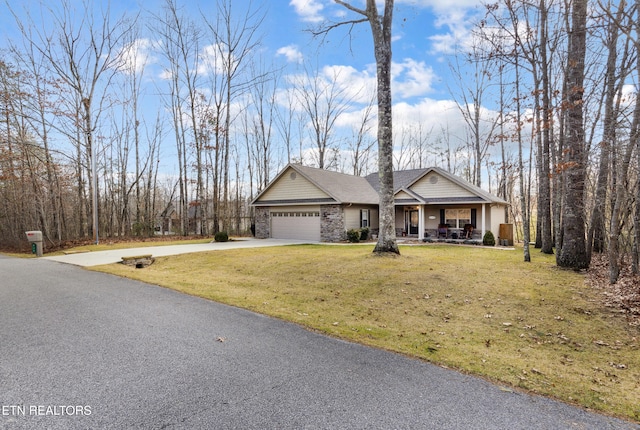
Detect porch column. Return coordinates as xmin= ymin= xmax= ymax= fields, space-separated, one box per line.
xmin=418 ymin=205 xmax=425 ymax=240
xmin=481 ymin=203 xmax=486 ymax=239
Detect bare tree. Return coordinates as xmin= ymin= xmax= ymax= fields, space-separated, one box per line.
xmin=556 ymin=0 xmax=589 ymax=269
xmin=587 ymin=0 xmax=630 ymax=258
xmin=10 ymin=0 xmax=131 ymax=244
xmin=274 ymin=84 xmax=299 ymax=166
xmin=448 ymin=42 xmax=500 ymax=187
xmin=153 ymin=0 xmax=204 ymax=234
xmin=294 ymin=64 xmax=355 ymax=169
xmin=348 ymin=92 xmax=376 ymax=176
xmin=248 ymin=63 xmax=278 ymax=190
xmin=320 ymin=0 xmax=398 ymax=254
xmin=203 ymin=0 xmax=265 ymax=232
xmin=7 ymin=37 xmax=67 ymax=244
xmin=634 ymin=0 xmax=640 ymax=274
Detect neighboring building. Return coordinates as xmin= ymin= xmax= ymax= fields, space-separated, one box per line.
xmin=157 ymin=203 xmax=179 ymax=235
xmin=251 ymin=163 xmax=509 ymax=243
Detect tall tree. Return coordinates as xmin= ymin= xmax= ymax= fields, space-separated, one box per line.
xmin=8 ymin=38 xmax=66 ymax=244
xmin=11 ymin=0 xmax=130 ymax=244
xmin=556 ymin=0 xmax=589 ymax=269
xmin=348 ymin=92 xmax=376 ymax=176
xmin=533 ymin=0 xmax=555 ymax=255
xmin=330 ymin=0 xmax=399 ymax=254
xmin=587 ymin=0 xmax=627 ymax=258
xmin=204 ymin=0 xmax=264 ymax=232
xmin=294 ymin=65 xmax=354 ymax=169
xmin=154 ymin=0 xmax=202 ymax=235
xmin=633 ymin=0 xmax=640 ymax=275
xmin=448 ymin=41 xmax=500 ymax=187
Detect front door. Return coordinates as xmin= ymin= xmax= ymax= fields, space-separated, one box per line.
xmin=408 ymin=210 xmax=419 ymax=235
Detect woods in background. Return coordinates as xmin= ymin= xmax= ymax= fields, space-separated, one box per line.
xmin=1 ymin=0 xmax=639 ymax=281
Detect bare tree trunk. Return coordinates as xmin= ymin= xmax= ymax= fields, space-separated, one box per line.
xmin=331 ymin=0 xmax=398 ymax=254
xmin=635 ymin=2 xmax=640 ymax=273
xmin=588 ymin=4 xmax=620 ymax=257
xmin=514 ymin=51 xmax=531 ymax=262
xmin=557 ymin=0 xmax=589 ymax=269
xmin=538 ymin=0 xmax=554 ymax=254
xmin=204 ymin=0 xmax=264 ymax=233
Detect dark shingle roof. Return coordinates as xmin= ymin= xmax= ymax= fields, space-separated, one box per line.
xmin=365 ymin=169 xmax=426 ymax=193
xmin=253 ymin=164 xmax=508 ymax=206
xmin=366 ymin=166 xmax=507 ymax=204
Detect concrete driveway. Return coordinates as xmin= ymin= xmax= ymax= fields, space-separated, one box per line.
xmin=42 ymin=238 xmax=311 ymax=267
xmin=1 ymin=255 xmax=638 ymax=429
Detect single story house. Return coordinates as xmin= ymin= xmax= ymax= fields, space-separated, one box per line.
xmin=251 ymin=163 xmax=509 ymax=243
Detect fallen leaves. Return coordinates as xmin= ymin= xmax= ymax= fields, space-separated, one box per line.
xmin=587 ymin=255 xmax=640 ymax=327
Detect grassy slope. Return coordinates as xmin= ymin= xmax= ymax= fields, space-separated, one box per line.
xmin=92 ymin=244 xmax=640 ymax=422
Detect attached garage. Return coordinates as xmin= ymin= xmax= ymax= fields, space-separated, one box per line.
xmin=270 ymin=210 xmax=321 ymax=241
xmin=252 ymin=164 xmax=380 ymax=242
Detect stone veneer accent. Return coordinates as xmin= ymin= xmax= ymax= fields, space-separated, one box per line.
xmin=321 ymin=204 xmax=345 ymax=242
xmin=254 ymin=207 xmax=270 ymax=239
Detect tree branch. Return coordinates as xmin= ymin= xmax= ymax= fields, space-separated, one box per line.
xmin=308 ymin=17 xmax=368 ymax=38
xmin=334 ymin=0 xmax=367 ymax=16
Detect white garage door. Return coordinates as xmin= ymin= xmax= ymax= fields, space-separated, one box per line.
xmin=271 ymin=210 xmax=321 ymax=241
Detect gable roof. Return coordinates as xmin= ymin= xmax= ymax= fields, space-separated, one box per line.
xmin=365 ymin=166 xmax=508 ymax=205
xmin=252 ymin=163 xmax=379 ymax=206
xmin=365 ymin=168 xmax=428 ymax=193
xmin=253 ymin=164 xmax=508 ymax=206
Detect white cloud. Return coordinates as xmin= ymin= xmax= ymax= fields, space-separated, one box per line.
xmin=394 ymin=98 xmax=462 ymax=132
xmin=321 ymin=64 xmax=376 ymax=103
xmin=310 ymin=58 xmax=437 ymax=105
xmin=398 ymin=0 xmax=485 ymax=14
xmin=290 ymin=0 xmax=325 ymax=23
xmin=392 ymin=58 xmax=437 ymax=98
xmin=198 ymin=44 xmax=223 ymax=75
xmin=277 ymin=44 xmax=304 ymax=64
xmin=393 ymin=0 xmax=485 ymax=56
xmin=158 ymin=68 xmax=173 ymax=80
xmin=116 ymin=38 xmax=156 ymax=75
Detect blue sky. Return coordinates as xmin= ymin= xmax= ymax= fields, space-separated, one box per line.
xmin=1 ymin=0 xmax=502 ymax=188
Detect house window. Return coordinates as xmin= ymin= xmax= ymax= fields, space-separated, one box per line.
xmin=360 ymin=209 xmax=370 ymax=228
xmin=445 ymin=208 xmax=471 ymax=229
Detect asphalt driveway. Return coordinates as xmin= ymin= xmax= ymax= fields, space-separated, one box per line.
xmin=1 ymin=255 xmax=637 ymax=429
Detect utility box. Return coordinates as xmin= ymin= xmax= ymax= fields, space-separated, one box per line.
xmin=25 ymin=230 xmax=43 ymax=257
xmin=498 ymin=224 xmax=514 ymax=246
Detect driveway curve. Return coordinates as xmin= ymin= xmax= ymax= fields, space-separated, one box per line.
xmin=0 ymin=255 xmax=637 ymax=429
xmin=42 ymin=238 xmax=311 ymax=267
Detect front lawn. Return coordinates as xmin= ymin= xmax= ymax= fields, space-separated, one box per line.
xmin=92 ymin=244 xmax=640 ymax=423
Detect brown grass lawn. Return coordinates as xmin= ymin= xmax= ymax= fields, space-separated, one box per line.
xmin=92 ymin=244 xmax=640 ymax=423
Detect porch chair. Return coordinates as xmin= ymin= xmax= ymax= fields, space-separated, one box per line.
xmin=437 ymin=224 xmax=448 ymax=238
xmin=463 ymin=224 xmax=475 ymax=239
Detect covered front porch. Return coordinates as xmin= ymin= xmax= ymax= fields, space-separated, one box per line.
xmin=395 ymin=203 xmax=493 ymax=242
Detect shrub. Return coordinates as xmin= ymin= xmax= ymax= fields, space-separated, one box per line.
xmin=346 ymin=229 xmax=361 ymax=243
xmin=483 ymin=230 xmax=496 ymax=246
xmin=360 ymin=227 xmax=370 ymax=241
xmin=132 ymin=221 xmax=153 ymax=237
xmin=214 ymin=231 xmax=229 ymax=242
